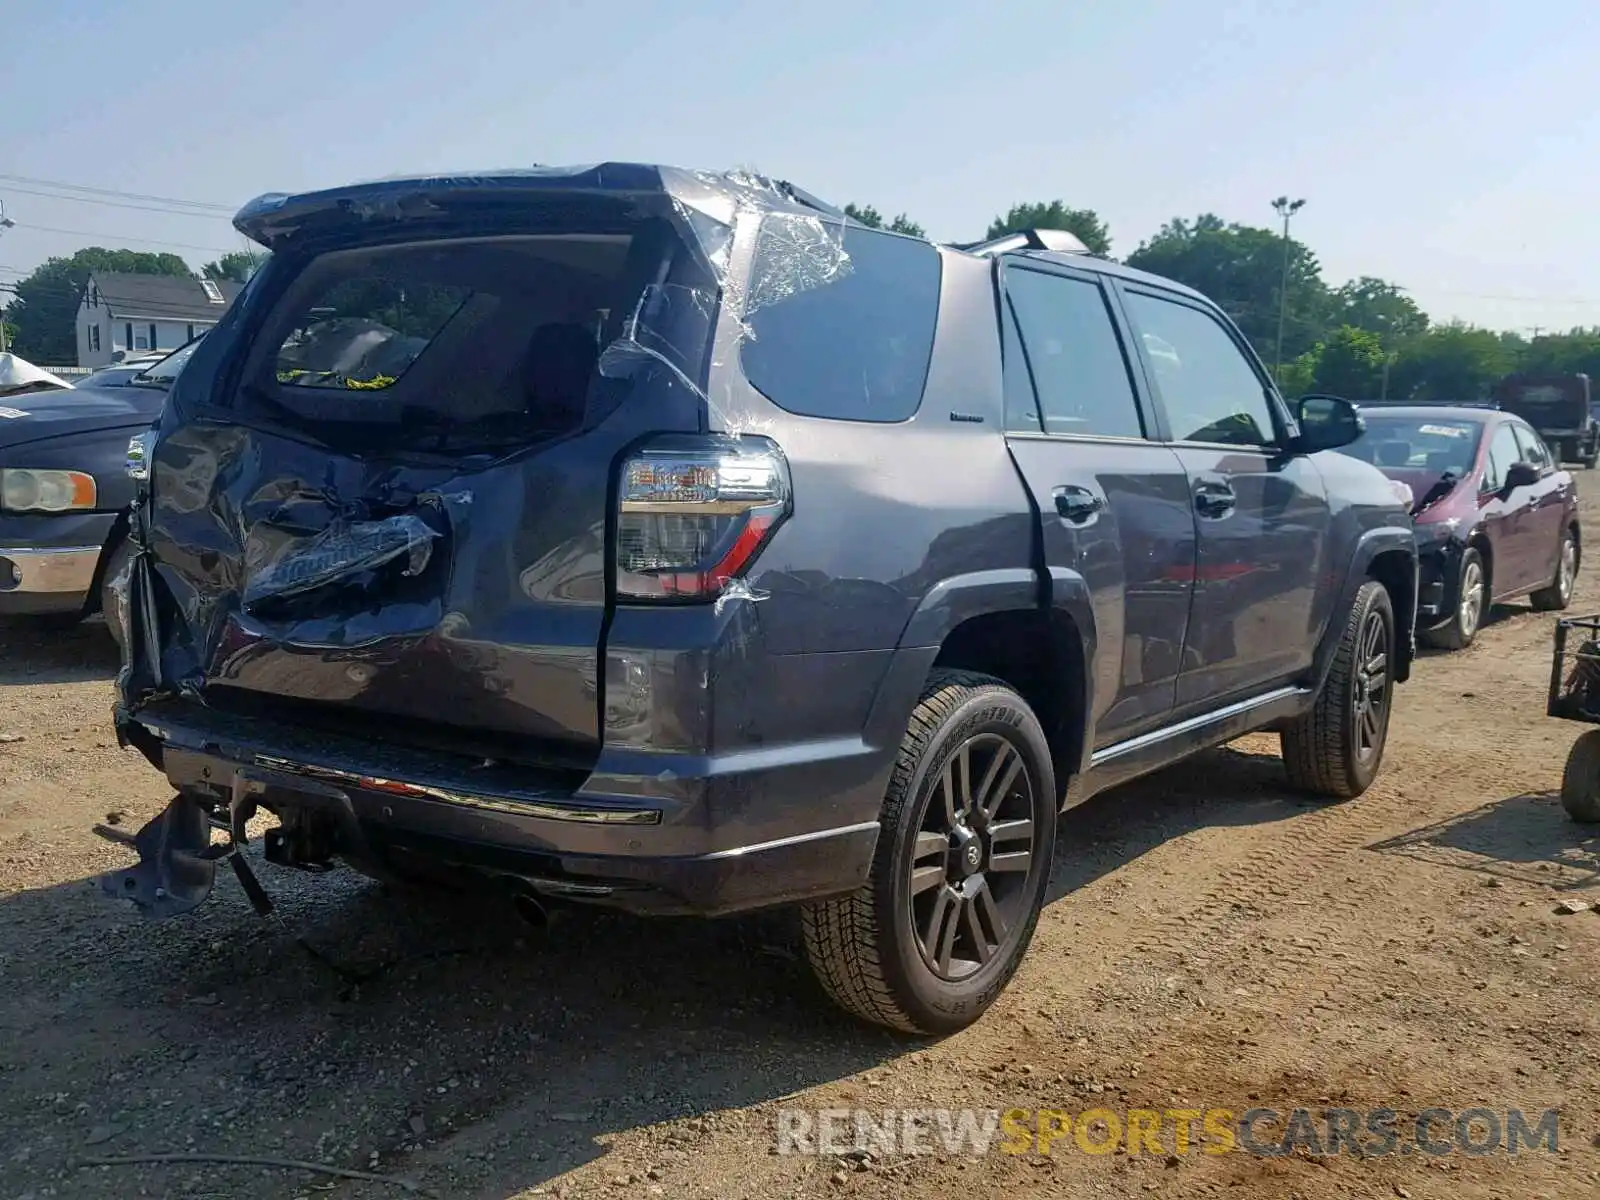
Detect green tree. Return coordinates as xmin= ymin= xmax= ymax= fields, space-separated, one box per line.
xmin=1125 ymin=214 xmax=1329 ymax=366
xmin=842 ymin=203 xmax=926 ymax=238
xmin=203 ymin=251 xmax=265 ymax=284
xmin=1517 ymin=328 xmax=1600 ymax=377
xmin=1277 ymin=349 xmax=1319 ymax=398
xmin=1310 ymin=325 xmax=1388 ymax=398
xmin=1386 ymin=322 xmax=1516 ymax=402
xmin=6 ymin=248 xmax=194 ymax=363
xmin=985 ymin=201 xmax=1111 ymax=256
xmin=1329 ymin=277 xmax=1428 ymax=344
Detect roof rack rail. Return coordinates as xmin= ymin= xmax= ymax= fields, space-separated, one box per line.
xmin=951 ymin=228 xmax=1093 ymax=257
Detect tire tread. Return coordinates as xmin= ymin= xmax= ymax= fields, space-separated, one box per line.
xmin=1281 ymin=580 xmax=1390 ymax=800
xmin=800 ymin=669 xmax=1031 ymax=1033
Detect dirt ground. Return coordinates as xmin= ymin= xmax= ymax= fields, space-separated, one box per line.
xmin=4 ymin=496 xmax=1600 ymax=1200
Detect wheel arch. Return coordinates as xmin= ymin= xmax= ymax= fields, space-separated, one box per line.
xmin=874 ymin=568 xmax=1096 ymax=800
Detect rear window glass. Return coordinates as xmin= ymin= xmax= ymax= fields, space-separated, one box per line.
xmin=275 ymin=279 xmax=472 ymax=390
xmin=239 ymin=224 xmax=716 ymax=452
xmin=739 ymin=217 xmax=939 ymax=423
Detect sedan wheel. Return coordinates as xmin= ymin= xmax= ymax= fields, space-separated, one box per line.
xmin=1533 ymin=529 xmax=1579 ymax=611
xmin=1421 ymin=548 xmax=1486 ymax=651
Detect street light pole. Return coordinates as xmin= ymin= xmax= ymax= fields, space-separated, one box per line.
xmin=1271 ymin=196 xmax=1306 ymax=380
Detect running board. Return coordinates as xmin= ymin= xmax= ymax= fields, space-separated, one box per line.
xmin=1078 ymin=686 xmax=1314 ymax=803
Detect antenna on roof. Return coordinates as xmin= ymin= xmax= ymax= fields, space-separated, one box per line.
xmin=954 ymin=228 xmax=1092 ymax=257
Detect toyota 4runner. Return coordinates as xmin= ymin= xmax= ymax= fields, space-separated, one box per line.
xmin=102 ymin=164 xmax=1417 ymax=1034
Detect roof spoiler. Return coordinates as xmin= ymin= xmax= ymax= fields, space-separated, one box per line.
xmin=951 ymin=228 xmax=1092 ymax=257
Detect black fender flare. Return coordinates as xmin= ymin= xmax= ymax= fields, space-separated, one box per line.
xmin=863 ymin=567 xmax=1098 ymax=760
xmin=1315 ymin=525 xmax=1417 ymax=690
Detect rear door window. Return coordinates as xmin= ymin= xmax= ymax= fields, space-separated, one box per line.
xmin=1001 ymin=266 xmax=1144 ymax=438
xmin=739 ymin=216 xmax=939 ymax=423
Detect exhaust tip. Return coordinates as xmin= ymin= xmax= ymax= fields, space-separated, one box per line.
xmin=512 ymin=889 xmax=549 ymax=930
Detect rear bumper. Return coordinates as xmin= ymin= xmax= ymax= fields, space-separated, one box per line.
xmin=120 ymin=691 xmax=899 ymax=917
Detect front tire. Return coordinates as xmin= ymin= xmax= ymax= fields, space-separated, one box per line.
xmin=1420 ymin=547 xmax=1486 ymax=650
xmin=1281 ymin=580 xmax=1395 ymax=800
xmin=800 ymin=669 xmax=1057 ymax=1034
xmin=1531 ymin=527 xmax=1578 ymax=611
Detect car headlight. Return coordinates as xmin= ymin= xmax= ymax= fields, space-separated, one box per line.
xmin=126 ymin=430 xmax=156 ymax=481
xmin=0 ymin=468 xmax=98 ymax=513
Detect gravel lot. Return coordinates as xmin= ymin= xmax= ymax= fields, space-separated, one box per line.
xmin=3 ymin=486 xmax=1600 ymax=1200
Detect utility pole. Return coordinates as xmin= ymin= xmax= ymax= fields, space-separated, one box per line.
xmin=1271 ymin=196 xmax=1306 ymax=380
xmin=0 ymin=198 xmax=13 ymax=354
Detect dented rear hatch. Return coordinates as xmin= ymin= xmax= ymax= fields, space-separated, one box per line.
xmin=122 ymin=166 xmax=738 ymax=766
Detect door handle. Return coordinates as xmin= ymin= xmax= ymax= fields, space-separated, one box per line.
xmin=1194 ymin=480 xmax=1236 ymax=518
xmin=1053 ymin=486 xmax=1105 ymax=524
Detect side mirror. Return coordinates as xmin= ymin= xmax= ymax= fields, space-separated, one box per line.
xmin=1504 ymin=461 xmax=1540 ymax=490
xmin=1293 ymin=394 xmax=1364 ymax=453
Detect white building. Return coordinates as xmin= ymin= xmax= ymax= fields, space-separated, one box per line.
xmin=76 ymin=272 xmax=243 ymax=367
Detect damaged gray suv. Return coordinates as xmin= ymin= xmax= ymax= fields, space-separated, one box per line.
xmin=103 ymin=164 xmax=1417 ymax=1034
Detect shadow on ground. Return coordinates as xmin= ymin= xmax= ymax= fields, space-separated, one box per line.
xmin=0 ymin=617 xmax=119 ymax=685
xmin=0 ymin=739 xmax=1319 ymax=1199
xmin=1368 ymin=790 xmax=1600 ymax=889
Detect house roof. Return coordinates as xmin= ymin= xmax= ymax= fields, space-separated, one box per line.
xmin=86 ymin=272 xmax=243 ymax=322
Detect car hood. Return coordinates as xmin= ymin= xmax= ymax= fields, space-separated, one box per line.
xmin=0 ymin=383 xmax=165 ymax=448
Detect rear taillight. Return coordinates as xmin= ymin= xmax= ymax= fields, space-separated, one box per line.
xmin=615 ymin=435 xmax=791 ymax=601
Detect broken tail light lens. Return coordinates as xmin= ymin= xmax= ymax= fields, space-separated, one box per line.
xmin=616 ymin=436 xmax=791 ymax=601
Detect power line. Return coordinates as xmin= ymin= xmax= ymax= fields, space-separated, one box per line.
xmin=0 ymin=184 xmax=238 ymax=220
xmin=0 ymin=173 xmax=233 ymax=212
xmin=13 ymin=222 xmax=242 ymax=255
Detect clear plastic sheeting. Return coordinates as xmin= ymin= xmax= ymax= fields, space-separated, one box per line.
xmin=228 ymin=163 xmax=882 ymax=432
xmin=241 ymin=513 xmax=439 ymax=611
xmin=735 ymin=211 xmax=852 ymax=323
xmin=713 ymin=576 xmax=771 ymax=617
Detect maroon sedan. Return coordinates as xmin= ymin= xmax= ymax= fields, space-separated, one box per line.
xmin=1336 ymin=404 xmax=1580 ymax=649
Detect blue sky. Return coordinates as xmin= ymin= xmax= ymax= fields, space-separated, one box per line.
xmin=2 ymin=0 xmax=1596 ymax=332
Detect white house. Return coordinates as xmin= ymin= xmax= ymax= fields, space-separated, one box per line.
xmin=76 ymin=272 xmax=244 ymax=367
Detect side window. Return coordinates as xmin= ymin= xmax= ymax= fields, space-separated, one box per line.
xmin=1121 ymin=291 xmax=1277 ymax=447
xmin=1484 ymin=423 xmax=1521 ymax=490
xmin=740 ymin=218 xmax=941 ymax=423
xmin=1002 ymin=267 xmax=1143 ymax=438
xmin=1513 ymin=422 xmax=1552 ymax=470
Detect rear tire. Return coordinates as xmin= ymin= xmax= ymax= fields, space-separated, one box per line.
xmin=1420 ymin=548 xmax=1485 ymax=650
xmin=1560 ymin=730 xmax=1600 ymax=823
xmin=1281 ymin=580 xmax=1395 ymax=800
xmin=800 ymin=669 xmax=1057 ymax=1034
xmin=1531 ymin=527 xmax=1578 ymax=612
